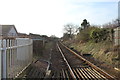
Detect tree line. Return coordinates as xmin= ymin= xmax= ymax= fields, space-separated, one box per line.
xmin=62 ymin=19 xmax=118 ymax=43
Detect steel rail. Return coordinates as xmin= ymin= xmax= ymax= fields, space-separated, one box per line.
xmin=57 ymin=43 xmax=77 ymax=79
xmin=59 ymin=42 xmax=115 ymax=80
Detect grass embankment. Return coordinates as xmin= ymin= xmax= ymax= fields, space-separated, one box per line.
xmin=64 ymin=40 xmax=119 ymax=67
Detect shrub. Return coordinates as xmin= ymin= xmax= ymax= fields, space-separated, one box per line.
xmin=90 ymin=28 xmax=109 ymax=43
xmin=77 ymin=31 xmax=89 ymax=42
xmin=77 ymin=27 xmax=111 ymax=43
xmin=77 ymin=27 xmax=95 ymax=42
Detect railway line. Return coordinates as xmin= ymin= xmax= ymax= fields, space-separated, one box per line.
xmin=55 ymin=42 xmax=115 ymax=80
xmin=22 ymin=41 xmax=116 ymax=79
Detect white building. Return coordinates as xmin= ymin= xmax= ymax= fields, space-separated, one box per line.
xmin=0 ymin=25 xmax=33 ymax=79
xmin=0 ymin=25 xmax=18 ymax=37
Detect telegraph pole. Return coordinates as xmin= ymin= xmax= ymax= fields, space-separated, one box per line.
xmin=118 ymin=1 xmax=120 ymax=27
xmin=118 ymin=1 xmax=120 ymax=69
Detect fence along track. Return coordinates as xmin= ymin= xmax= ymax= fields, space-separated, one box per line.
xmin=57 ymin=42 xmax=115 ymax=80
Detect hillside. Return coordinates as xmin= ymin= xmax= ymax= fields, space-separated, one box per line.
xmin=62 ymin=26 xmax=120 ymax=78
xmin=64 ymin=40 xmax=119 ymax=66
xmin=63 ymin=40 xmax=120 ymax=77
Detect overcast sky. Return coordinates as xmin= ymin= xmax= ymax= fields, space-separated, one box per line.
xmin=0 ymin=0 xmax=119 ymax=37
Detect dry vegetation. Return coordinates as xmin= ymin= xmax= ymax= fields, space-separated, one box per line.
xmin=65 ymin=40 xmax=119 ymax=66
xmin=62 ymin=25 xmax=119 ymax=68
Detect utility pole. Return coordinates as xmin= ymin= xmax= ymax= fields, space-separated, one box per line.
xmin=118 ymin=1 xmax=120 ymax=69
xmin=118 ymin=1 xmax=120 ymax=26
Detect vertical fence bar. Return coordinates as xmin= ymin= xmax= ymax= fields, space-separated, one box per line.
xmin=9 ymin=39 xmax=12 ymax=78
xmin=0 ymin=25 xmax=2 ymax=80
xmin=6 ymin=39 xmax=8 ymax=78
xmin=8 ymin=39 xmax=10 ymax=77
xmin=2 ymin=39 xmax=7 ymax=78
xmin=0 ymin=40 xmax=2 ymax=80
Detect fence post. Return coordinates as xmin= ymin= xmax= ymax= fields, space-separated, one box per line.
xmin=2 ymin=39 xmax=7 ymax=78
xmin=0 ymin=40 xmax=2 ymax=80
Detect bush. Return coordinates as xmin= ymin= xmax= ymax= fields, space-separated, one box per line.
xmin=90 ymin=28 xmax=109 ymax=42
xmin=77 ymin=31 xmax=89 ymax=42
xmin=76 ymin=27 xmax=111 ymax=43
xmin=77 ymin=27 xmax=95 ymax=42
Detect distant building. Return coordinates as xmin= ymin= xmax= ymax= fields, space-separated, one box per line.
xmin=18 ymin=33 xmax=29 ymax=38
xmin=29 ymin=33 xmax=46 ymax=40
xmin=0 ymin=25 xmax=18 ymax=37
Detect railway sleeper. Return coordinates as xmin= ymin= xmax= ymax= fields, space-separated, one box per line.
xmin=72 ymin=67 xmax=108 ymax=80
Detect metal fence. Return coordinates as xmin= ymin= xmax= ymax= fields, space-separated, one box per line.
xmin=0 ymin=38 xmax=33 ymax=79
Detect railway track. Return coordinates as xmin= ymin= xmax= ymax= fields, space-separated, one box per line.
xmin=26 ymin=65 xmax=46 ymax=78
xmin=56 ymin=42 xmax=115 ymax=80
xmin=20 ymin=60 xmax=48 ymax=79
xmin=21 ymin=41 xmax=116 ymax=79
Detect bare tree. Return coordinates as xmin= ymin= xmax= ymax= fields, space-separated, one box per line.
xmin=63 ymin=23 xmax=78 ymax=39
xmin=64 ymin=24 xmax=75 ymax=35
